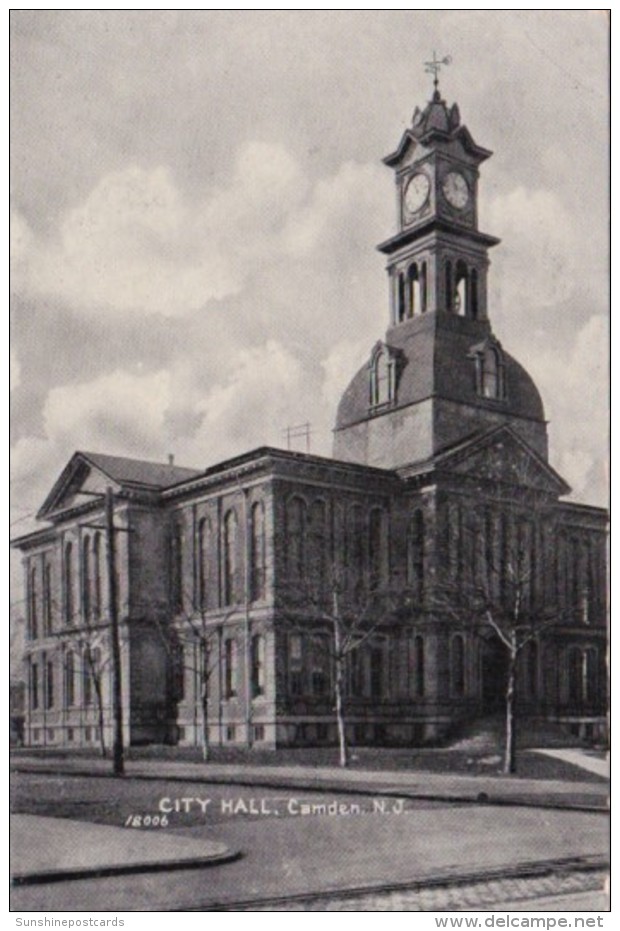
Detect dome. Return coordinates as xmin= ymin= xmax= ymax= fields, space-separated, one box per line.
xmin=335 ymin=313 xmax=545 ymax=432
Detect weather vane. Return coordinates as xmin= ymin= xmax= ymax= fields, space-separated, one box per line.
xmin=424 ymin=51 xmax=452 ymax=92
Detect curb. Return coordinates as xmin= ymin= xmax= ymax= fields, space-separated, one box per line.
xmin=12 ymin=848 xmax=242 ymax=887
xmin=11 ymin=764 xmax=608 ymax=814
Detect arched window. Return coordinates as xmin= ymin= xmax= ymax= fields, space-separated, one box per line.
xmin=445 ymin=261 xmax=453 ymax=312
xmin=470 ymin=268 xmax=479 ymax=319
xmin=65 ymin=651 xmax=75 ymax=707
xmin=407 ymin=510 xmax=425 ymax=598
xmin=370 ymin=350 xmax=392 ymax=407
xmin=447 ymin=503 xmax=461 ymax=584
xmin=64 ymin=542 xmax=74 ymax=627
xmin=198 ymin=517 xmax=211 ymax=611
xmin=421 ymin=261 xmax=428 ymax=313
xmin=251 ymin=633 xmax=265 ymax=697
xmin=454 ymin=261 xmax=468 ymax=316
xmin=451 ymin=635 xmax=465 ymax=697
xmin=407 ymin=263 xmax=424 ymax=317
xmin=93 ymin=533 xmax=102 ymax=619
xmin=223 ymin=510 xmax=239 ymax=606
xmin=414 ymin=635 xmax=425 ymax=698
xmin=482 ymin=346 xmax=500 ymax=398
xmin=570 ymin=538 xmax=582 ymax=619
xmin=170 ymin=521 xmax=183 ymax=613
xmin=369 ymin=508 xmax=388 ymax=590
xmin=517 ymin=520 xmax=533 ymax=609
xmin=82 ymin=535 xmax=91 ymax=622
xmin=250 ymin=503 xmax=266 ymax=602
xmin=43 ymin=562 xmax=53 ymax=634
xmin=28 ymin=566 xmax=38 ymax=639
xmin=347 ymin=504 xmax=365 ymax=596
xmin=286 ymin=497 xmax=306 ymax=582
xmin=309 ymin=500 xmax=326 ymax=593
xmin=397 ymin=272 xmax=406 ymax=323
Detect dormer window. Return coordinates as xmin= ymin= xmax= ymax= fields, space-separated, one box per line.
xmin=470 ymin=338 xmax=506 ymax=401
xmin=482 ymin=345 xmax=500 ymax=398
xmin=369 ymin=343 xmax=400 ymax=410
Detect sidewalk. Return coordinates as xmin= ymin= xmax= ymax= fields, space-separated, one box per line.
xmin=11 ymin=753 xmax=609 ymax=811
xmin=12 ymin=814 xmax=237 ymax=885
xmin=530 ymin=748 xmax=609 ymax=779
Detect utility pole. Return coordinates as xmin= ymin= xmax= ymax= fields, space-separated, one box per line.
xmin=105 ymin=486 xmax=124 ymax=776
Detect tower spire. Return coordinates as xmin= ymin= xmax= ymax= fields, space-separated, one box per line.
xmin=424 ymin=51 xmax=452 ymax=99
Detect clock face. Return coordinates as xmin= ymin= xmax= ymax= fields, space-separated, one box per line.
xmin=403 ymin=173 xmax=430 ymax=216
xmin=442 ymin=171 xmax=469 ymax=209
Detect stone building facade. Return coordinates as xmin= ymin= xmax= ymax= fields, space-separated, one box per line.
xmin=13 ymin=85 xmax=607 ymax=750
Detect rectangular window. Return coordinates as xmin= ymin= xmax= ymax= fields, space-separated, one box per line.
xmin=370 ymin=647 xmax=383 ymax=699
xmin=45 ymin=661 xmax=54 ymax=709
xmin=224 ymin=639 xmax=237 ymax=698
xmin=252 ymin=724 xmax=265 ymax=742
xmin=67 ymin=727 xmax=74 ymax=742
xmin=31 ymin=662 xmax=39 ymax=710
xmin=288 ymin=633 xmax=303 ymax=696
xmin=316 ymin=722 xmax=328 ymax=741
xmin=32 ymin=728 xmax=40 ymax=742
xmin=226 ymin=725 xmax=236 ymax=742
xmin=47 ymin=728 xmax=54 ymax=741
xmin=84 ymin=726 xmax=91 ymax=742
xmin=84 ymin=663 xmax=93 ymax=705
xmin=289 ymin=634 xmax=302 ymax=661
xmin=251 ymin=634 xmax=265 ymax=697
xmin=311 ymin=670 xmax=328 ymax=696
xmin=349 ymin=650 xmax=364 ymax=697
xmin=173 ymin=644 xmax=185 ymax=702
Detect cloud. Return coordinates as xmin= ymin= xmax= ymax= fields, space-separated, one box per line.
xmin=528 ymin=314 xmax=608 ymax=505
xmin=12 ymin=143 xmax=308 ymax=318
xmin=10 ymin=349 xmax=20 ymax=391
xmin=487 ymin=186 xmax=577 ymax=310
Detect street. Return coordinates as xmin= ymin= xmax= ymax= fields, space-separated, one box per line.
xmin=10 ymin=770 xmax=609 ymax=911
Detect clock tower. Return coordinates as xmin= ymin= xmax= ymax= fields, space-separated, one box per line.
xmin=379 ymin=84 xmax=499 ymax=324
xmin=333 ymin=74 xmax=549 ymax=469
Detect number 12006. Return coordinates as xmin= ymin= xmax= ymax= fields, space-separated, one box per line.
xmin=124 ymin=814 xmax=169 ymax=828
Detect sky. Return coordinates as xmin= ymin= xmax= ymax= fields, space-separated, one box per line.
xmin=10 ymin=10 xmax=609 ymax=571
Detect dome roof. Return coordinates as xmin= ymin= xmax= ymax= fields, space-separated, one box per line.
xmin=335 ymin=314 xmax=545 ymax=432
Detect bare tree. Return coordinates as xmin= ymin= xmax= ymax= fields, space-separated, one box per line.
xmin=80 ymin=631 xmax=109 ymax=759
xmin=279 ymin=568 xmax=404 ymax=769
xmin=434 ymin=486 xmax=563 ymax=774
xmin=153 ymin=593 xmax=230 ymax=762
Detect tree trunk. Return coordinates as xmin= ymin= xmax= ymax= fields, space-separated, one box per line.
xmin=93 ymin=673 xmax=107 ymax=759
xmin=503 ymin=651 xmax=517 ymax=774
xmin=331 ymin=591 xmax=349 ymax=768
xmin=200 ymin=683 xmax=209 ymax=762
xmin=334 ymin=653 xmax=349 ymax=768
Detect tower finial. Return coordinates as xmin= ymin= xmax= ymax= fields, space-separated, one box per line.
xmin=424 ymin=51 xmax=452 ymax=98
